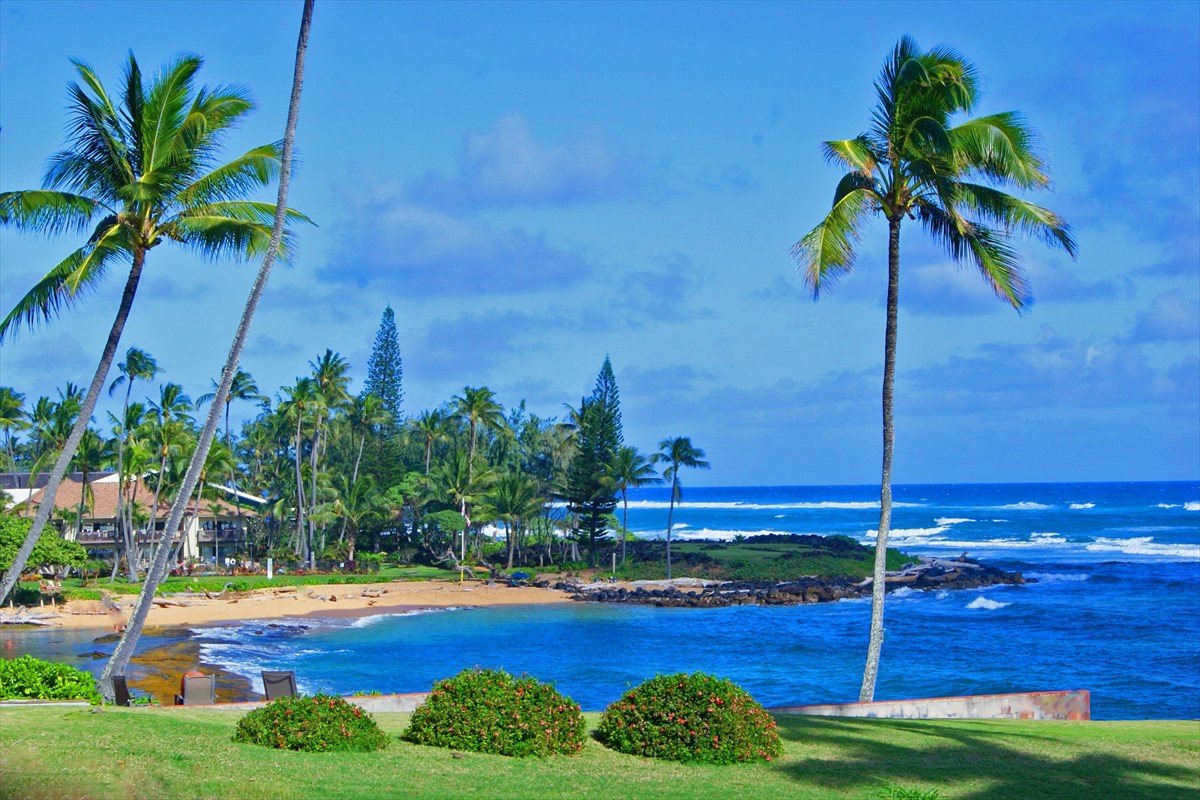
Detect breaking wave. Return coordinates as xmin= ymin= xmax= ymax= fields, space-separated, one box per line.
xmin=967 ymin=597 xmax=1010 ymax=610
xmin=1069 ymin=503 xmax=1095 ymax=510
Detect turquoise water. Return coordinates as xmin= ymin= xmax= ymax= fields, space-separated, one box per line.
xmin=5 ymin=482 xmax=1198 ymax=719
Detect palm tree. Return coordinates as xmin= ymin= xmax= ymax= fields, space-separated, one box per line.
xmin=452 ymin=386 xmax=504 ymax=476
xmin=277 ymin=378 xmax=316 ymax=560
xmin=603 ymin=445 xmax=661 ymax=565
xmin=411 ymin=408 xmax=450 ymax=475
xmin=652 ymin=437 xmax=709 ymax=580
xmin=107 ymin=347 xmax=159 ymax=579
xmin=792 ymin=36 xmax=1076 ymax=702
xmin=71 ymin=428 xmax=111 ymax=539
xmin=101 ymin=0 xmax=315 ymax=700
xmin=0 ymin=51 xmax=309 ymax=604
xmin=0 ymin=387 xmax=28 ymax=472
xmin=487 ymin=470 xmax=543 ymax=569
xmin=198 ymin=368 xmax=263 ymax=558
xmin=346 ymin=393 xmax=390 ymax=486
xmin=334 ymin=474 xmax=382 ymax=562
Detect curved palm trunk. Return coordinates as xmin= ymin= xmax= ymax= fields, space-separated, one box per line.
xmin=100 ymin=0 xmax=314 ymax=700
xmin=114 ymin=379 xmax=137 ymax=581
xmin=665 ymin=473 xmax=678 ymax=580
xmin=859 ymin=216 xmax=901 ymax=703
xmin=224 ymin=401 xmax=246 ymax=567
xmin=0 ymin=252 xmax=145 ymax=604
xmin=293 ymin=417 xmax=306 ymax=559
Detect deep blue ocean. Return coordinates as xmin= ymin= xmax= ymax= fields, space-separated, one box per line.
xmin=6 ymin=482 xmax=1198 ymax=719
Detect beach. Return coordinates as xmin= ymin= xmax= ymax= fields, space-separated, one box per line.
xmin=11 ymin=578 xmax=573 ymax=632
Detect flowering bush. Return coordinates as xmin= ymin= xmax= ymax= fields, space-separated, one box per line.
xmin=0 ymin=655 xmax=101 ymax=704
xmin=233 ymin=694 xmax=389 ymax=752
xmin=596 ymin=672 xmax=782 ymax=764
xmin=403 ymin=668 xmax=585 ymax=757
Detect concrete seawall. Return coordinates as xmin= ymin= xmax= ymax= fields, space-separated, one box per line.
xmin=769 ymin=689 xmax=1091 ymax=721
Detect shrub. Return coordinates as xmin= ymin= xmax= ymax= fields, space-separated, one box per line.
xmin=596 ymin=672 xmax=782 ymax=764
xmin=233 ymin=694 xmax=389 ymax=753
xmin=404 ymin=668 xmax=585 ymax=757
xmin=0 ymin=655 xmax=102 ymax=704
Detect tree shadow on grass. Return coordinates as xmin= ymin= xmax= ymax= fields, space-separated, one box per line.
xmin=772 ymin=715 xmax=1198 ymax=800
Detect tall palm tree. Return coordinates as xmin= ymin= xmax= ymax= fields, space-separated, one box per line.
xmin=345 ymin=393 xmax=390 ymax=485
xmin=107 ymin=347 xmax=159 ymax=579
xmin=102 ymin=0 xmax=315 ymax=700
xmin=277 ymin=377 xmax=316 ymax=560
xmin=792 ymin=36 xmax=1076 ymax=702
xmin=198 ymin=367 xmax=263 ymax=557
xmin=411 ymin=408 xmax=450 ymax=475
xmin=307 ymin=350 xmax=351 ymax=555
xmin=0 ymin=387 xmax=28 ymax=473
xmin=71 ymin=428 xmax=111 ymax=539
xmin=334 ymin=473 xmax=382 ymax=562
xmin=652 ymin=437 xmax=709 ymax=580
xmin=603 ymin=445 xmax=661 ymax=565
xmin=487 ymin=470 xmax=542 ymax=569
xmin=0 ymin=51 xmax=309 ymax=604
xmin=452 ymin=386 xmax=504 ymax=476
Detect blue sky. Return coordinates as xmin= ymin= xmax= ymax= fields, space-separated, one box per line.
xmin=1 ymin=0 xmax=1197 ymax=485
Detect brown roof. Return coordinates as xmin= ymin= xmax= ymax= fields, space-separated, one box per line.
xmin=26 ymin=476 xmax=253 ymax=522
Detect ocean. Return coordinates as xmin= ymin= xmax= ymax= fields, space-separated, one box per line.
xmin=6 ymin=482 xmax=1198 ymax=720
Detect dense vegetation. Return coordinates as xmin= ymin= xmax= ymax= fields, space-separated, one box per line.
xmin=1 ymin=340 xmax=705 ymax=586
xmin=404 ymin=668 xmax=586 ymax=757
xmin=0 ymin=655 xmax=102 ymax=703
xmin=233 ymin=694 xmax=389 ymax=752
xmin=597 ymin=673 xmax=783 ymax=764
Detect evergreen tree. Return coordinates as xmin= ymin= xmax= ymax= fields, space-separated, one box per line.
xmin=565 ymin=357 xmax=624 ymax=567
xmin=364 ymin=306 xmax=404 ymax=431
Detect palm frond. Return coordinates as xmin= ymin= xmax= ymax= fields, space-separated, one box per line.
xmin=953 ymin=182 xmax=1077 ymax=256
xmin=792 ymin=182 xmax=875 ymax=296
xmin=141 ymin=54 xmax=202 ymax=173
xmin=822 ymin=137 xmax=880 ymax=175
xmin=951 ymin=113 xmax=1049 ymax=189
xmin=175 ymin=144 xmax=281 ymax=207
xmin=918 ymin=201 xmax=1029 ymax=308
xmin=169 ymin=216 xmax=299 ymax=263
xmin=0 ymin=190 xmax=104 ymax=236
xmin=0 ymin=226 xmax=131 ymax=340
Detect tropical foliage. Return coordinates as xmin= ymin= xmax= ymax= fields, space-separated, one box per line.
xmin=0 ymin=655 xmax=102 ymax=703
xmin=233 ymin=694 xmax=389 ymax=752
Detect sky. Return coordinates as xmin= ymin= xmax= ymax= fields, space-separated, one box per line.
xmin=0 ymin=0 xmax=1197 ymax=486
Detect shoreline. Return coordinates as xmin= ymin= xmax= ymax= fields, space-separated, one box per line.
xmin=0 ymin=578 xmax=574 ymax=632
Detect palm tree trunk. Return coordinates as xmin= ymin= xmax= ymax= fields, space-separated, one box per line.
xmin=100 ymin=0 xmax=313 ymax=700
xmin=665 ymin=474 xmax=677 ymax=580
xmin=0 ymin=251 xmax=146 ymax=604
xmin=293 ymin=419 xmax=306 ymax=559
xmin=225 ymin=401 xmax=246 ymax=568
xmin=113 ymin=379 xmax=135 ymax=580
xmin=859 ymin=215 xmax=901 ymax=704
xmin=621 ymin=490 xmax=628 ymax=565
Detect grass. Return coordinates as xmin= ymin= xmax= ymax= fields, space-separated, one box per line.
xmin=616 ymin=536 xmax=911 ymax=582
xmin=0 ymin=707 xmax=1195 ymax=799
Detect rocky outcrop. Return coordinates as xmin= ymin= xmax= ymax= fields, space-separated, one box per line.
xmin=555 ymin=557 xmax=1028 ymax=608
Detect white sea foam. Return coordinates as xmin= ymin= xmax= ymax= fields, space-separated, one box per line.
xmin=1186 ymin=502 xmax=1200 ymax=512
xmin=889 ymin=587 xmax=918 ymax=598
xmin=1069 ymin=503 xmax=1095 ymax=510
xmin=1156 ymin=504 xmax=1181 ymax=509
xmin=348 ymin=606 xmax=466 ymax=628
xmin=995 ymin=502 xmax=1053 ymax=510
xmin=1086 ymin=537 xmax=1200 ymax=559
xmin=638 ymin=528 xmax=790 ymax=541
xmin=623 ymin=500 xmax=924 ymax=511
xmin=967 ymin=597 xmax=1010 ymax=610
xmin=935 ymin=518 xmax=975 ymax=526
xmin=869 ymin=526 xmax=949 ymax=542
xmin=1025 ymin=572 xmax=1090 ymax=582
xmin=934 ymin=590 xmax=950 ymax=600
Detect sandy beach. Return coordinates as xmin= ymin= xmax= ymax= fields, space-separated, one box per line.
xmin=5 ymin=579 xmax=573 ymax=632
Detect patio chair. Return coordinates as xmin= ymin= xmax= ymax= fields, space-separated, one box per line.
xmin=174 ymin=674 xmax=216 ymax=706
xmin=262 ymin=670 xmax=297 ymax=700
xmin=112 ymin=675 xmax=132 ymax=707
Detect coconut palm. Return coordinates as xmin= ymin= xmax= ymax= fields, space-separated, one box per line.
xmin=198 ymin=368 xmax=263 ymax=556
xmin=107 ymin=347 xmax=159 ymax=578
xmin=334 ymin=474 xmax=383 ymax=562
xmin=411 ymin=408 xmax=450 ymax=475
xmin=452 ymin=386 xmax=504 ymax=476
xmin=792 ymin=36 xmax=1076 ymax=702
xmin=652 ymin=437 xmax=709 ymax=580
xmin=101 ymin=0 xmax=314 ymax=700
xmin=603 ymin=445 xmax=661 ymax=565
xmin=277 ymin=377 xmax=317 ymax=560
xmin=0 ymin=387 xmax=28 ymax=472
xmin=71 ymin=428 xmax=112 ymax=539
xmin=487 ymin=470 xmax=543 ymax=569
xmin=0 ymin=51 xmax=309 ymax=603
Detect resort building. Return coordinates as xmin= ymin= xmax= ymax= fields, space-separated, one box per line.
xmin=6 ymin=472 xmax=262 ymax=567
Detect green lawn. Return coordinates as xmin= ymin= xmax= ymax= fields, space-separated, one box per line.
xmin=1 ymin=707 xmax=1195 ymax=799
